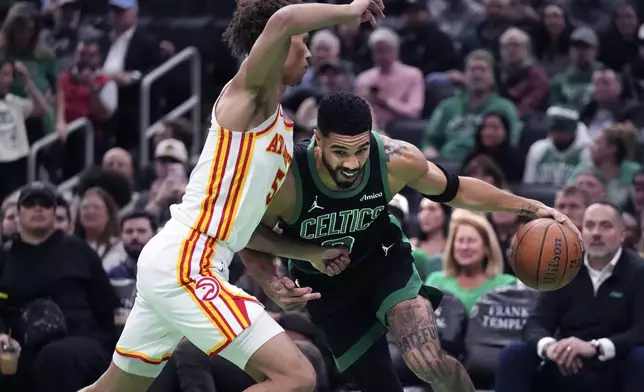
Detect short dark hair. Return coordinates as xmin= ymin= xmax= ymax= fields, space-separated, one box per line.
xmin=121 ymin=210 xmax=158 ymax=232
xmin=591 ymin=200 xmax=624 ymax=224
xmin=55 ymin=195 xmax=71 ymax=222
xmin=223 ymin=0 xmax=300 ymax=57
xmin=317 ymin=92 xmax=373 ymax=137
xmin=557 ymin=185 xmax=590 ymax=207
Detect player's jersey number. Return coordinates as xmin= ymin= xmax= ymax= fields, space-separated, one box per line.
xmin=266 ymin=168 xmax=286 ymax=206
xmin=321 ymin=236 xmax=355 ymax=253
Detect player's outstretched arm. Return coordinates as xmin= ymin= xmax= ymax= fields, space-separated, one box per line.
xmin=239 ymin=0 xmax=384 ymax=92
xmin=383 ymin=136 xmax=581 ymax=239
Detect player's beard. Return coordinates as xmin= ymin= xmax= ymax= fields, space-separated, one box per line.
xmin=321 ymin=152 xmax=363 ymax=190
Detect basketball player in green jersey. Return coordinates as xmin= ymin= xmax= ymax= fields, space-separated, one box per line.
xmin=241 ymin=92 xmax=580 ymax=392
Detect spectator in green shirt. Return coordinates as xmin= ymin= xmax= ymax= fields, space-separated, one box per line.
xmin=425 ymin=209 xmax=516 ymax=312
xmin=568 ymin=122 xmax=641 ymax=207
xmin=549 ymin=27 xmax=603 ymax=112
xmin=0 ymin=2 xmax=58 ymax=141
xmin=423 ymin=49 xmax=521 ymax=161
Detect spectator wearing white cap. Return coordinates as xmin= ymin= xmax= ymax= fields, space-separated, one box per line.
xmin=144 ymin=138 xmax=188 ymax=224
xmin=549 ymin=27 xmax=604 ymax=112
xmin=355 ymin=27 xmax=425 ymax=129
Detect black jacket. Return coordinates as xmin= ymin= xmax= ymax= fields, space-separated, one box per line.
xmin=0 ymin=231 xmax=118 ymax=349
xmin=523 ymin=248 xmax=644 ymax=359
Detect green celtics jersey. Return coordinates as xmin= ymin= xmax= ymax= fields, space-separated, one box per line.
xmin=279 ymin=131 xmax=393 ymax=274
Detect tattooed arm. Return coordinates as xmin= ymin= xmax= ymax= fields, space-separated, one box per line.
xmin=382 ymin=136 xmax=581 ymax=238
xmin=387 ymin=297 xmax=475 ymax=392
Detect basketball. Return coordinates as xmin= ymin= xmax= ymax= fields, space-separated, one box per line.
xmin=509 ymin=218 xmax=583 ymax=291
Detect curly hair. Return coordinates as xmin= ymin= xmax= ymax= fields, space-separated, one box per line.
xmin=601 ymin=122 xmax=638 ymax=163
xmin=317 ymin=92 xmax=373 ymax=136
xmin=223 ymin=0 xmax=300 ymax=57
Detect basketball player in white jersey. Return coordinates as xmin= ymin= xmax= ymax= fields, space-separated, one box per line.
xmin=81 ymin=1 xmax=385 ymax=391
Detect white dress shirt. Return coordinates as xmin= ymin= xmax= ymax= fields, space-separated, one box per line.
xmin=103 ymin=27 xmax=136 ymax=74
xmin=536 ymin=248 xmax=622 ymax=362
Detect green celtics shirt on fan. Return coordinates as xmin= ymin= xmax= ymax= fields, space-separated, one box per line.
xmin=278 ymin=132 xmax=393 ymax=273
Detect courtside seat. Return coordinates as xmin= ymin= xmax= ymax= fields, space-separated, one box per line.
xmin=385 ymin=118 xmax=429 ymax=148
xmin=463 ymin=285 xmax=539 ymax=389
xmin=509 ymin=183 xmax=558 ymax=207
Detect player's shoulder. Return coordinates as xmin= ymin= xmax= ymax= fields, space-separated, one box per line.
xmin=379 ymin=134 xmax=425 ymax=169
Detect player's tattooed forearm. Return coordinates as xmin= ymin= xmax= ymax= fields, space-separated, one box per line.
xmin=383 ymin=138 xmax=410 ymax=162
xmin=518 ymin=203 xmax=538 ymax=218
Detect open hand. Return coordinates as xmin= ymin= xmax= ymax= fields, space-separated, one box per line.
xmin=533 ymin=204 xmax=583 ymax=246
xmin=268 ymin=277 xmax=319 ymax=311
xmin=348 ymin=0 xmax=385 ymax=27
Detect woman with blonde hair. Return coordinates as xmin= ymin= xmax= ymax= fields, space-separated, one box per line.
xmin=425 ymin=209 xmax=517 ymax=311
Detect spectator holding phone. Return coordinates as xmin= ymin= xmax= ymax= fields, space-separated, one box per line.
xmin=0 ymin=58 xmax=51 ymax=203
xmin=144 ymin=138 xmax=188 ymax=225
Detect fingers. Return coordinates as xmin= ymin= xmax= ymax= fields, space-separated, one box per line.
xmin=550 ymin=342 xmax=565 ymax=360
xmin=280 ymin=277 xmax=296 ymax=290
xmin=365 ymin=12 xmax=377 ymax=26
xmin=370 ymin=0 xmax=386 ymax=18
xmin=280 ymin=292 xmax=321 ymax=304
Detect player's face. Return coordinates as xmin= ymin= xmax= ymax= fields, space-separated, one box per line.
xmin=317 ymin=131 xmax=371 ymax=189
xmin=582 ymin=204 xmax=625 ymax=259
xmin=452 ymin=223 xmax=487 ymax=268
xmin=283 ymin=34 xmax=311 ymax=86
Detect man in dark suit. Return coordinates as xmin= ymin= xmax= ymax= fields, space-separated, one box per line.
xmin=495 ymin=201 xmax=644 ymax=392
xmin=103 ymin=0 xmax=166 ymax=155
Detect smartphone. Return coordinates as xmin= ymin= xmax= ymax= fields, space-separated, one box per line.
xmin=167 ymin=163 xmax=186 ymax=181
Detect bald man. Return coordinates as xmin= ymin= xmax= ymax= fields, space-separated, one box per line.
xmin=102 ymin=147 xmax=134 ymax=185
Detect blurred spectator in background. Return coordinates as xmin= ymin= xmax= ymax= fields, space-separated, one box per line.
xmin=355 ymin=27 xmax=424 ymax=129
xmin=397 ymin=0 xmax=459 ymax=76
xmin=496 ymin=201 xmax=644 ymax=392
xmin=532 ymin=4 xmax=572 ymax=77
xmin=622 ymin=212 xmax=640 ymax=250
xmin=101 ymin=147 xmax=135 ymax=188
xmin=489 ymin=202 xmax=523 ymax=272
xmin=388 ymin=194 xmax=437 ymax=280
xmin=104 ymin=0 xmax=162 ymax=153
xmin=598 ymin=3 xmax=639 ymax=72
xmin=54 ymin=195 xmax=73 ymax=234
xmin=524 ymin=106 xmax=591 ymax=186
xmin=424 ymin=49 xmax=520 ymax=160
xmin=560 ymin=0 xmax=615 ymax=36
xmin=581 ymin=69 xmax=644 ymax=139
xmin=425 ymin=209 xmax=516 ymax=312
xmin=39 ymin=0 xmax=104 ymax=72
xmin=462 ymin=154 xmax=508 ymax=188
xmin=554 ymin=184 xmax=590 ymax=229
xmin=459 ymin=0 xmax=512 ymax=60
xmin=573 ymin=167 xmax=609 ymax=204
xmin=0 ymin=2 xmax=57 ymax=142
xmin=153 ymin=118 xmax=193 ymax=153
xmin=58 ymin=38 xmax=117 ymax=179
xmin=498 ymin=27 xmax=548 ymax=117
xmin=335 ymin=24 xmax=371 ymax=74
xmin=549 ymin=27 xmax=603 ymax=112
xmin=143 ymin=138 xmax=188 ymax=224
xmin=412 ymin=198 xmax=449 ymax=257
xmin=621 ymin=25 xmax=644 ymax=102
xmin=0 ymin=199 xmax=17 ymax=242
xmin=298 ymin=29 xmax=350 ymax=92
xmin=568 ymin=122 xmax=641 ymax=206
xmin=0 ymin=58 xmax=51 ymax=203
xmin=624 ymin=169 xmax=644 ymax=219
xmin=429 ymin=0 xmax=483 ymax=41
xmin=462 ymin=111 xmax=524 ymax=183
xmin=0 ymin=182 xmax=117 ymax=392
xmin=109 ymin=211 xmax=156 ymax=324
xmin=75 ymin=186 xmax=124 ymax=271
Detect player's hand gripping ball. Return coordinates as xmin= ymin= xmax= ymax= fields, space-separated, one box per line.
xmin=509 ymin=218 xmax=583 ymax=290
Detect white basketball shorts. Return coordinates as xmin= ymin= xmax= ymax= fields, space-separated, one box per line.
xmin=113 ymin=219 xmax=283 ymax=377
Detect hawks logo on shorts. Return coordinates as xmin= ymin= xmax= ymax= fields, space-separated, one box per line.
xmin=194 ymin=276 xmax=221 ymax=302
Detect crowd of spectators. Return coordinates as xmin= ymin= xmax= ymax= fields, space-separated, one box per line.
xmin=0 ymin=0 xmax=644 ymax=391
